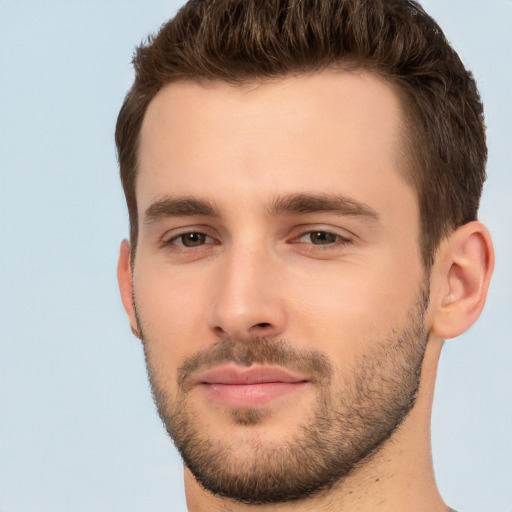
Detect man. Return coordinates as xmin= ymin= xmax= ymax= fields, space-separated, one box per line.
xmin=116 ymin=0 xmax=494 ymax=510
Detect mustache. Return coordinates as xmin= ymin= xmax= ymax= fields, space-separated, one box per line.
xmin=177 ymin=337 xmax=333 ymax=392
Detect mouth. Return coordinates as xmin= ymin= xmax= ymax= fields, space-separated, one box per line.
xmin=195 ymin=365 xmax=310 ymax=407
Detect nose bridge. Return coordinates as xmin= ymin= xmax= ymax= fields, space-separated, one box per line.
xmin=208 ymin=237 xmax=286 ymax=339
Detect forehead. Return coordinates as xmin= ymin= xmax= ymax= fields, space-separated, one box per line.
xmin=137 ymin=71 xmax=413 ymax=217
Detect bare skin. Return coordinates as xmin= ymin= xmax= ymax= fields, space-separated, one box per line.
xmin=118 ymin=71 xmax=494 ymax=511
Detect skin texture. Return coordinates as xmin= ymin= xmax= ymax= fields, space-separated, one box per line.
xmin=118 ymin=71 xmax=494 ymax=511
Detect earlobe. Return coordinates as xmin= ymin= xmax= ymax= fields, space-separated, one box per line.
xmin=117 ymin=239 xmax=142 ymax=339
xmin=430 ymin=221 xmax=494 ymax=340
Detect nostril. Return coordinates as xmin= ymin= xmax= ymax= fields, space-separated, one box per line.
xmin=253 ymin=322 xmax=271 ymax=329
xmin=213 ymin=326 xmax=226 ymax=336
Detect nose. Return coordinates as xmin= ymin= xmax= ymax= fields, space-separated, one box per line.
xmin=207 ymin=243 xmax=287 ymax=341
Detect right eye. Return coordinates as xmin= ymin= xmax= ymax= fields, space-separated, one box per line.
xmin=167 ymin=232 xmax=214 ymax=248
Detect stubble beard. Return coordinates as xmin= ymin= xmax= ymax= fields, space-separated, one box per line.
xmin=136 ymin=285 xmax=430 ymax=505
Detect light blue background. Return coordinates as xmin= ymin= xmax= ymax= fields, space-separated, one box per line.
xmin=0 ymin=1 xmax=510 ymax=511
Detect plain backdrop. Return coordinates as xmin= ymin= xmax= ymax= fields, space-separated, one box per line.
xmin=0 ymin=1 xmax=511 ymax=511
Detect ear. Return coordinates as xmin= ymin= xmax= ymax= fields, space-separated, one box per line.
xmin=430 ymin=221 xmax=494 ymax=339
xmin=117 ymin=239 xmax=142 ymax=339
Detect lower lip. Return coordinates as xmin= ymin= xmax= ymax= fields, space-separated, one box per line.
xmin=201 ymin=382 xmax=309 ymax=407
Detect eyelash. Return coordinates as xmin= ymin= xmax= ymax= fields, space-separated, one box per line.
xmin=162 ymin=231 xmax=216 ymax=249
xmin=293 ymin=230 xmax=352 ymax=249
xmin=161 ymin=229 xmax=352 ymax=251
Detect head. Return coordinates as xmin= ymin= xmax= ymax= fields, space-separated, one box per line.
xmin=116 ymin=0 xmax=493 ymax=506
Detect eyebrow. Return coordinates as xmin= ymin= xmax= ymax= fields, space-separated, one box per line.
xmin=143 ymin=192 xmax=379 ymax=224
xmin=267 ymin=193 xmax=379 ymax=222
xmin=144 ymin=196 xmax=220 ymax=223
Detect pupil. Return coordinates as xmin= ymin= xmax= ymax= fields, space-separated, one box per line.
xmin=311 ymin=232 xmax=336 ymax=244
xmin=183 ymin=233 xmax=205 ymax=247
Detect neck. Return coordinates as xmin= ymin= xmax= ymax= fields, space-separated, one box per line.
xmin=184 ymin=338 xmax=448 ymax=512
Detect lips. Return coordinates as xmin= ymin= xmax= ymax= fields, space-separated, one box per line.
xmin=198 ymin=365 xmax=307 ymax=385
xmin=195 ymin=365 xmax=309 ymax=407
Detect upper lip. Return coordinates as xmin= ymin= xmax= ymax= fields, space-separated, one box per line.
xmin=195 ymin=365 xmax=309 ymax=385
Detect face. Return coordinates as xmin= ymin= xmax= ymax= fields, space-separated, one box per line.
xmin=125 ymin=72 xmax=429 ymax=503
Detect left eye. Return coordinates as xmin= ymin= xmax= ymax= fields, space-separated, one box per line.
xmin=170 ymin=232 xmax=213 ymax=247
xmin=298 ymin=231 xmax=343 ymax=245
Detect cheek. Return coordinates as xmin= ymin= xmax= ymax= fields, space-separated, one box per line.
xmin=286 ymin=257 xmax=423 ymax=361
xmin=133 ymin=264 xmax=211 ymax=366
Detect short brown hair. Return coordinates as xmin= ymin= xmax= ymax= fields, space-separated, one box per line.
xmin=116 ymin=0 xmax=486 ymax=268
